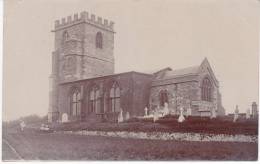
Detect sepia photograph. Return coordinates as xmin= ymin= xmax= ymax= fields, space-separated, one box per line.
xmin=2 ymin=0 xmax=259 ymax=161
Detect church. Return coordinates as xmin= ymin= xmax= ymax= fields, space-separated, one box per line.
xmin=48 ymin=11 xmax=225 ymax=123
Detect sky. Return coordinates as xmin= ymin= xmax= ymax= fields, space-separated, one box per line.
xmin=3 ymin=0 xmax=260 ymax=121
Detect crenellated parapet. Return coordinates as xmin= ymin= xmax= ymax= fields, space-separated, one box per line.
xmin=54 ymin=11 xmax=114 ymax=32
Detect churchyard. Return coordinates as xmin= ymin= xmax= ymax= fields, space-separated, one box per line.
xmin=2 ymin=114 xmax=258 ymax=161
xmin=52 ymin=116 xmax=258 ymax=135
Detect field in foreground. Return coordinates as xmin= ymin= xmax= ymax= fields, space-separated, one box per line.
xmin=2 ymin=130 xmax=258 ymax=161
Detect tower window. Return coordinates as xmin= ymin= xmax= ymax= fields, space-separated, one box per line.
xmin=201 ymin=77 xmax=212 ymax=101
xmin=96 ymin=32 xmax=103 ymax=49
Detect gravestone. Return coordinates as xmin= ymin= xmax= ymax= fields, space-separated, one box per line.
xmin=118 ymin=109 xmax=124 ymax=123
xmin=211 ymin=109 xmax=216 ymax=119
xmin=163 ymin=102 xmax=169 ymax=116
xmin=153 ymin=106 xmax=159 ymax=122
xmin=187 ymin=107 xmax=192 ymax=116
xmin=252 ymin=102 xmax=258 ymax=118
xmin=178 ymin=107 xmax=185 ymax=123
xmin=246 ymin=109 xmax=250 ymax=119
xmin=62 ymin=113 xmax=68 ymax=123
xmin=125 ymin=111 xmax=130 ymax=120
xmin=233 ymin=105 xmax=239 ymax=122
xmin=20 ymin=121 xmax=26 ymax=131
xmin=144 ymin=107 xmax=148 ymax=116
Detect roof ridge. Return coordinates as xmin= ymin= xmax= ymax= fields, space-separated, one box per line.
xmin=171 ymin=65 xmax=200 ymax=71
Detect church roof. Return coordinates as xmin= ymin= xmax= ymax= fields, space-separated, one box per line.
xmin=153 ymin=65 xmax=200 ymax=81
xmin=152 ymin=58 xmax=219 ymax=87
xmin=163 ymin=65 xmax=200 ymax=79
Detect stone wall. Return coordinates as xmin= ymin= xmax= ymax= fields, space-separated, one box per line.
xmin=49 ymin=12 xmax=116 ymax=122
xmin=55 ymin=22 xmax=115 ymax=82
xmin=58 ymin=130 xmax=258 ymax=143
xmin=149 ymin=80 xmax=200 ymax=115
xmin=149 ymin=63 xmax=223 ymax=117
xmin=150 ymin=83 xmax=176 ymax=113
xmin=81 ymin=23 xmax=115 ymax=79
xmin=197 ymin=61 xmax=219 ymax=116
xmin=57 ymin=72 xmax=151 ymax=122
xmin=132 ymin=73 xmax=153 ymax=117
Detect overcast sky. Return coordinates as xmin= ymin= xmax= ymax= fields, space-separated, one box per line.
xmin=3 ymin=0 xmax=259 ymax=121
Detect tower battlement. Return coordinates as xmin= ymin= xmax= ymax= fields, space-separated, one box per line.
xmin=54 ymin=11 xmax=114 ymax=32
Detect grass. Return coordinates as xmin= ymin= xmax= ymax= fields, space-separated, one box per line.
xmin=2 ymin=130 xmax=258 ymax=161
xmin=2 ymin=141 xmax=21 ymax=161
xmin=50 ymin=116 xmax=258 ymax=135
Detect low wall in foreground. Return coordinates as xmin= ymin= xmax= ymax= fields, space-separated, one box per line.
xmin=56 ymin=130 xmax=258 ymax=143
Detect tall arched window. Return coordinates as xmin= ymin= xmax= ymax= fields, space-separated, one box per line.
xmin=159 ymin=90 xmax=168 ymax=107
xmin=70 ymin=90 xmax=81 ymax=116
xmin=89 ymin=85 xmax=101 ymax=113
xmin=110 ymin=82 xmax=120 ymax=112
xmin=96 ymin=32 xmax=103 ymax=49
xmin=201 ymin=77 xmax=212 ymax=101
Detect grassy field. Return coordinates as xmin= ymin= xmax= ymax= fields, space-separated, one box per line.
xmin=2 ymin=130 xmax=258 ymax=161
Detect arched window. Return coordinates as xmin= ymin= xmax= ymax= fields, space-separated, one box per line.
xmin=89 ymin=85 xmax=101 ymax=113
xmin=110 ymin=82 xmax=120 ymax=112
xmin=201 ymin=77 xmax=212 ymax=101
xmin=70 ymin=90 xmax=81 ymax=116
xmin=159 ymin=90 xmax=168 ymax=107
xmin=96 ymin=32 xmax=103 ymax=49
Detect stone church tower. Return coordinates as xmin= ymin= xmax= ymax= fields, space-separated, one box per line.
xmin=48 ymin=11 xmax=115 ymax=122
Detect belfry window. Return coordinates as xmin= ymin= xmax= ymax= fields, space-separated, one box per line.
xmin=201 ymin=77 xmax=212 ymax=101
xmin=110 ymin=82 xmax=120 ymax=112
xmin=96 ymin=32 xmax=103 ymax=49
xmin=159 ymin=90 xmax=168 ymax=107
xmin=89 ymin=85 xmax=101 ymax=113
xmin=70 ymin=90 xmax=81 ymax=116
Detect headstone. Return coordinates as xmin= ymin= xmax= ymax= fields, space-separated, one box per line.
xmin=153 ymin=106 xmax=159 ymax=122
xmin=233 ymin=105 xmax=239 ymax=122
xmin=178 ymin=107 xmax=185 ymax=123
xmin=211 ymin=109 xmax=216 ymax=119
xmin=246 ymin=109 xmax=250 ymax=119
xmin=187 ymin=107 xmax=192 ymax=116
xmin=118 ymin=109 xmax=124 ymax=123
xmin=252 ymin=102 xmax=258 ymax=118
xmin=125 ymin=111 xmax=130 ymax=120
xmin=62 ymin=113 xmax=68 ymax=123
xmin=163 ymin=102 xmax=169 ymax=116
xmin=20 ymin=121 xmax=26 ymax=131
xmin=144 ymin=107 xmax=148 ymax=116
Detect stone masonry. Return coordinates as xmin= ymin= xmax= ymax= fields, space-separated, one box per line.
xmin=48 ymin=11 xmax=115 ymax=122
xmin=48 ymin=11 xmax=225 ymax=122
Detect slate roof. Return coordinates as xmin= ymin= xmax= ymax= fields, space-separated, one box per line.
xmin=163 ymin=65 xmax=200 ymax=79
